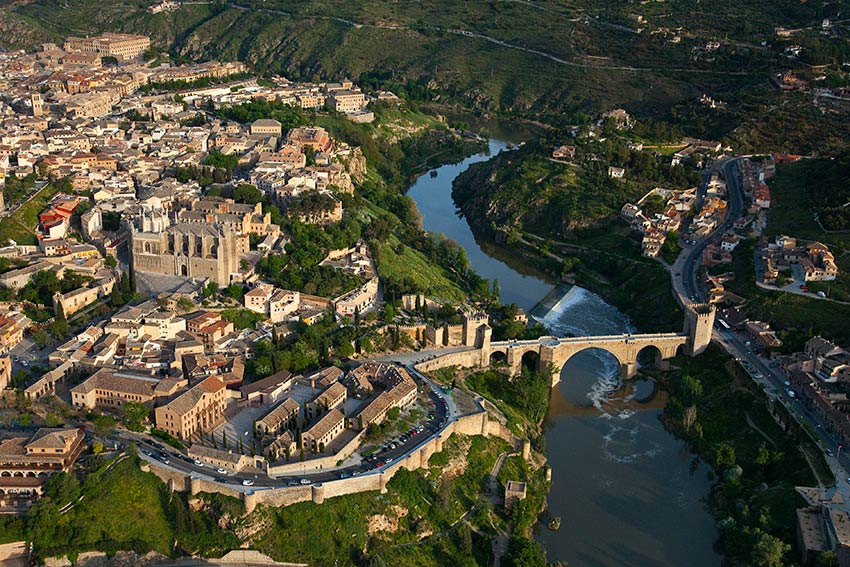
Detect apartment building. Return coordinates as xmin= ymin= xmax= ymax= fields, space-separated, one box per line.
xmin=155 ymin=375 xmax=227 ymax=440
xmin=70 ymin=368 xmax=183 ymax=410
xmin=301 ymin=408 xmax=345 ymax=453
xmin=254 ymin=397 xmax=300 ymax=436
xmin=306 ymin=381 xmax=347 ymax=420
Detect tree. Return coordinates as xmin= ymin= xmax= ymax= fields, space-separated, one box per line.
xmin=503 ymin=536 xmax=546 ymax=567
xmin=33 ymin=329 xmax=50 ymax=347
xmin=233 ymin=183 xmax=264 ymax=205
xmin=713 ymin=442 xmax=736 ymax=470
xmin=203 ymin=281 xmax=219 ymax=299
xmin=679 ymin=374 xmax=703 ymax=404
xmin=123 ymin=402 xmax=150 ymax=432
xmin=104 ymin=255 xmax=118 ymax=268
xmin=365 ymin=555 xmax=386 ymax=567
xmin=176 ymin=297 xmax=194 ymax=313
xmin=223 ymin=284 xmax=245 ymax=300
xmin=48 ymin=317 xmax=70 ymax=340
xmin=751 ymin=530 xmax=789 ymax=567
xmin=815 ymin=551 xmax=838 ymax=567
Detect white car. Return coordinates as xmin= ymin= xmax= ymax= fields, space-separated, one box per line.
xmin=217 ymin=468 xmax=227 ymax=474
xmin=193 ymin=460 xmax=204 ymax=467
xmin=242 ymin=479 xmax=254 ymax=486
xmin=300 ymin=478 xmax=311 ymax=485
xmin=784 ymin=381 xmax=791 ymax=387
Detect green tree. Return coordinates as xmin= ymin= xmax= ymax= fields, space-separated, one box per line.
xmin=123 ymin=402 xmax=150 ymax=432
xmin=104 ymin=255 xmax=118 ymax=268
xmin=713 ymin=442 xmax=736 ymax=470
xmin=365 ymin=556 xmax=386 ymax=567
xmin=48 ymin=317 xmax=70 ymax=340
xmin=33 ymin=329 xmax=50 ymax=347
xmin=816 ymin=551 xmax=838 ymax=567
xmin=203 ymin=281 xmax=219 ymax=299
xmin=233 ymin=184 xmax=264 ymax=205
xmin=503 ymin=536 xmax=546 ymax=567
xmin=751 ymin=530 xmax=789 ymax=567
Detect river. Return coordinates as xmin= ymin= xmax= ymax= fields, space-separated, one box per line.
xmin=407 ymin=138 xmax=720 ymax=567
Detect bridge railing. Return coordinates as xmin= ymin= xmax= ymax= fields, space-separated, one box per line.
xmin=491 ymin=332 xmax=687 ymax=348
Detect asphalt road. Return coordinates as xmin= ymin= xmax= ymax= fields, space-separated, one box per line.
xmin=122 ymin=368 xmax=454 ymax=491
xmin=714 ymin=321 xmax=850 ymax=492
xmin=674 ymin=156 xmax=744 ymax=304
xmin=671 ymin=156 xmax=847 ymax=492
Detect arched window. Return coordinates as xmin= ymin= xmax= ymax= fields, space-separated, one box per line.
xmin=195 ymin=237 xmax=202 ymax=256
xmin=144 ymin=242 xmax=151 ymax=254
xmin=182 ymin=236 xmax=189 ymax=255
xmin=168 ymin=233 xmax=175 ymax=254
xmin=181 ymin=265 xmax=188 ymax=277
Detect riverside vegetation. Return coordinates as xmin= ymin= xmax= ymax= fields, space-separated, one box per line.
xmin=659 ymin=345 xmax=830 ymax=567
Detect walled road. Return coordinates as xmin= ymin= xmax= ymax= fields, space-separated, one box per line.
xmin=113 ymin=367 xmax=455 ymax=491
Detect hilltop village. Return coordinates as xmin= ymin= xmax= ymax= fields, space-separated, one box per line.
xmin=0 ymin=32 xmax=524 ymax=531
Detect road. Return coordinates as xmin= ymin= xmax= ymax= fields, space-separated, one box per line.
xmin=671 ymin=156 xmax=849 ymax=494
xmin=121 ymin=367 xmax=455 ymax=491
xmin=670 ymin=156 xmax=745 ymax=307
xmin=713 ymin=321 xmax=850 ymax=495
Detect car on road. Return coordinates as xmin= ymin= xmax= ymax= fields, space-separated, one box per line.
xmin=217 ymin=468 xmax=227 ymax=474
xmin=287 ymin=480 xmax=299 ymax=487
xmin=193 ymin=460 xmax=204 ymax=467
xmin=142 ymin=449 xmax=153 ymax=457
xmin=300 ymin=478 xmax=311 ymax=485
xmin=339 ymin=472 xmax=351 ymax=479
xmin=827 ymin=449 xmax=834 ymax=456
xmin=242 ymin=479 xmax=254 ymax=486
xmin=214 ymin=477 xmax=227 ymax=483
xmin=784 ymin=381 xmax=791 ymax=387
xmin=158 ymin=454 xmax=170 ymax=464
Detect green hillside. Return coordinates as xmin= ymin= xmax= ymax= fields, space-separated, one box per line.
xmin=5 ymin=0 xmax=838 ymax=124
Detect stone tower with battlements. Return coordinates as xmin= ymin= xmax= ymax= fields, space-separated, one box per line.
xmin=684 ymin=303 xmax=716 ymax=355
xmin=462 ymin=312 xmax=489 ymax=347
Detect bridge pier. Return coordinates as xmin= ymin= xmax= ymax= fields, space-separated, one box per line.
xmin=620 ymin=361 xmax=638 ymax=380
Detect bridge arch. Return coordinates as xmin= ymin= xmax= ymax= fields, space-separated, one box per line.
xmin=489 ymin=350 xmax=508 ymax=366
xmin=521 ymin=350 xmax=540 ymax=372
xmin=551 ymin=345 xmax=628 ymax=384
xmin=636 ymin=344 xmax=663 ymax=369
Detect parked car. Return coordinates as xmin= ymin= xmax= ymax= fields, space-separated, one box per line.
xmin=242 ymin=479 xmax=255 ymax=486
xmin=217 ymin=468 xmax=227 ymax=474
xmin=300 ymin=478 xmax=311 ymax=485
xmin=193 ymin=460 xmax=204 ymax=467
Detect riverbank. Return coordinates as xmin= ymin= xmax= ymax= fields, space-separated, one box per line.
xmin=655 ymin=344 xmax=827 ymax=565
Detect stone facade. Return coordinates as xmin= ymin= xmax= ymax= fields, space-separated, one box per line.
xmin=131 ymin=222 xmax=240 ymax=286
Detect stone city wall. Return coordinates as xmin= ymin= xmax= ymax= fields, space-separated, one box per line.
xmin=266 ymin=430 xmax=366 ymax=476
xmin=143 ymin=408 xmax=501 ymax=513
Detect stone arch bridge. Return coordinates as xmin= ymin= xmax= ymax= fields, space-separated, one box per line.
xmin=414 ymin=304 xmax=715 ymax=387
xmin=488 ymin=333 xmax=688 ymax=386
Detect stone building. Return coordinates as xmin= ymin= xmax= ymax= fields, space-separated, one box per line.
xmin=64 ymin=33 xmax=150 ymax=61
xmin=131 ymin=222 xmax=240 ymax=287
xmin=0 ymin=428 xmax=85 ymax=511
